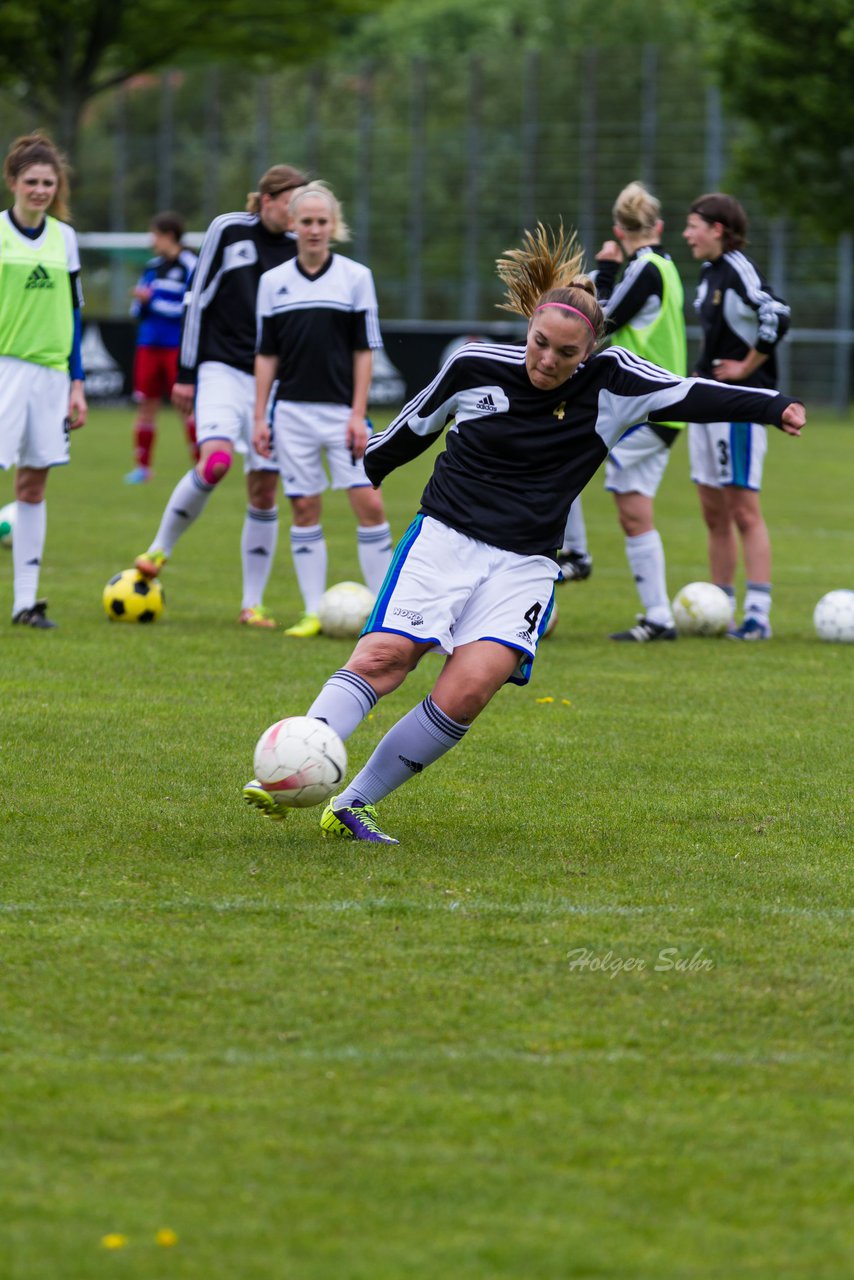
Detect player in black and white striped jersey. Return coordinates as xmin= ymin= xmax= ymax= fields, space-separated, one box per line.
xmin=253 ymin=181 xmax=392 ymax=638
xmin=134 ymin=164 xmax=307 ymax=628
xmin=243 ymin=224 xmax=805 ymax=845
xmin=683 ymin=193 xmax=791 ymax=640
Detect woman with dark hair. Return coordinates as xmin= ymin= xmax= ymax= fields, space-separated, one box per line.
xmin=0 ymin=133 xmax=86 ymax=629
xmin=683 ymin=193 xmax=791 ymax=640
xmin=244 ymin=224 xmax=805 ymax=845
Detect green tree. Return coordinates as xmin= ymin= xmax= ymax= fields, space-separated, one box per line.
xmin=697 ymin=0 xmax=854 ymax=239
xmin=0 ymin=0 xmax=390 ymax=155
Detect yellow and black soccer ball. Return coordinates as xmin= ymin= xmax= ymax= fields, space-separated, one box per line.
xmin=103 ymin=569 xmax=165 ymax=623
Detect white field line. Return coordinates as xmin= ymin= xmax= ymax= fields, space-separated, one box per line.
xmin=0 ymin=898 xmax=849 ymax=920
xmin=0 ymin=1044 xmax=836 ymax=1069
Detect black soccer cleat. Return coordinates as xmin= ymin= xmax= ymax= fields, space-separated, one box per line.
xmin=556 ymin=550 xmax=593 ymax=583
xmin=12 ymin=599 xmax=57 ymax=629
xmin=609 ymin=615 xmax=677 ymax=643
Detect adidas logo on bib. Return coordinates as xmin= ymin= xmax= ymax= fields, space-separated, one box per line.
xmin=474 ymin=393 xmax=497 ymax=412
xmin=25 ymin=264 xmax=53 ymax=289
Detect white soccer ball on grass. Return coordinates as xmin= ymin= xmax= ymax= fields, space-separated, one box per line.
xmin=813 ymin=590 xmax=854 ymax=643
xmin=671 ymin=582 xmax=732 ymax=637
xmin=317 ymin=580 xmax=376 ymax=639
xmin=252 ymin=716 xmax=347 ymax=809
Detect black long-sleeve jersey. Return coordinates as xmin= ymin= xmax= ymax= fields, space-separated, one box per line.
xmin=594 ymin=246 xmax=665 ymax=331
xmin=177 ymin=213 xmax=297 ymax=382
xmin=364 ymin=343 xmax=799 ymax=558
xmin=692 ymin=251 xmax=790 ymax=388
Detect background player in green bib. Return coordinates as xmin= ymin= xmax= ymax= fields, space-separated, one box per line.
xmin=593 ymin=181 xmax=688 ymax=641
xmin=0 ymin=133 xmax=87 ymax=628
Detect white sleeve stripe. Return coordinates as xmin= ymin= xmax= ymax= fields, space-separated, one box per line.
xmin=602 ymin=346 xmax=682 ymax=386
xmin=727 ymin=251 xmax=791 ymax=318
xmin=180 ymin=213 xmax=256 ymax=369
xmin=601 ymin=255 xmax=647 ymax=315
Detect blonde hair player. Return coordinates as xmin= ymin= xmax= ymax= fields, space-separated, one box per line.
xmin=253 ymin=182 xmax=392 ymax=637
xmin=242 ymin=224 xmax=805 ymax=845
xmin=559 ymin=180 xmax=689 ymax=642
xmin=0 ymin=133 xmax=87 ymax=628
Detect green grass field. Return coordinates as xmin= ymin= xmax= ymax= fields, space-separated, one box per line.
xmin=1 ymin=405 xmax=852 ymax=1279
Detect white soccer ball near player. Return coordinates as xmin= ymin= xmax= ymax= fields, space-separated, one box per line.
xmin=253 ymin=716 xmax=347 ymax=809
xmin=813 ymin=590 xmax=854 ymax=643
xmin=317 ymin=580 xmax=375 ymax=638
xmin=671 ymin=581 xmax=732 ymax=636
xmin=0 ymin=501 xmax=15 ymax=548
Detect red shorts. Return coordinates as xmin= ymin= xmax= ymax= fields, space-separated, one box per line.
xmin=133 ymin=345 xmax=180 ymax=402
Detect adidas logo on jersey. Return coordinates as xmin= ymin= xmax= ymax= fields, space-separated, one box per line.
xmin=474 ymin=393 xmax=497 ymax=413
xmin=25 ymin=264 xmax=53 ymax=289
xmin=276 ymin=285 xmax=289 ymax=295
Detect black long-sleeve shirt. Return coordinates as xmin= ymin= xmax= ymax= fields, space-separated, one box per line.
xmin=692 ymin=251 xmax=790 ymax=388
xmin=178 ymin=213 xmax=297 ymax=381
xmin=365 ymin=343 xmax=798 ymax=558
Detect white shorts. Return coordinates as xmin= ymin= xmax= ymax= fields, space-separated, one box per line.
xmin=604 ymin=423 xmax=675 ymax=496
xmin=0 ymin=356 xmax=70 ymax=471
xmin=688 ymin=421 xmax=767 ymax=490
xmin=195 ymin=361 xmax=276 ymax=474
xmin=365 ymin=515 xmax=558 ymax=686
xmin=272 ymin=400 xmax=371 ymax=496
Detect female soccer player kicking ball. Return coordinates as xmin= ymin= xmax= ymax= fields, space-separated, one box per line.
xmin=243 ymin=225 xmax=806 ymax=844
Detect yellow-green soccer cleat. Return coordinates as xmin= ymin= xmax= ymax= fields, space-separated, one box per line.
xmin=134 ymin=549 xmax=168 ymax=579
xmin=242 ymin=780 xmax=291 ymax=820
xmin=320 ymin=797 xmax=399 ymax=844
xmin=284 ymin=611 xmax=321 ymax=638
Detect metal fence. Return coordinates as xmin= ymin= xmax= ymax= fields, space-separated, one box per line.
xmin=4 ymin=44 xmax=850 ymax=407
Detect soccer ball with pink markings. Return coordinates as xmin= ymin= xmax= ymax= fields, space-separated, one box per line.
xmin=252 ymin=716 xmax=347 ymax=809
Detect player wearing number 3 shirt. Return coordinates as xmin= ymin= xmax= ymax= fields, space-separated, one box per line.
xmin=683 ymin=192 xmax=791 ymax=640
xmin=243 ymin=224 xmax=805 ymax=846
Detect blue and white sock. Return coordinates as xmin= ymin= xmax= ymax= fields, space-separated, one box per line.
xmin=307 ymin=669 xmax=378 ymax=742
xmin=241 ymin=506 xmax=278 ymax=610
xmin=744 ymin=582 xmax=772 ymax=623
xmin=357 ymin=522 xmax=393 ymax=595
xmin=338 ymin=695 xmax=469 ymax=808
xmin=149 ymin=469 xmax=214 ymax=556
xmin=290 ymin=524 xmax=327 ymax=614
xmin=12 ymin=499 xmax=46 ymax=615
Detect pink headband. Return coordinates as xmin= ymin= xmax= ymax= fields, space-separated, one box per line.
xmin=534 ymin=302 xmax=597 ymax=338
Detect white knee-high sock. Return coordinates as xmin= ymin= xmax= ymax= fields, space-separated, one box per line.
xmin=561 ymin=499 xmax=588 ymax=556
xmin=290 ymin=524 xmax=327 ymax=614
xmin=12 ymin=499 xmax=46 ymax=615
xmin=149 ymin=469 xmax=215 ymax=556
xmin=338 ymin=695 xmax=469 ymax=808
xmin=241 ymin=506 xmax=278 ymax=610
xmin=625 ymin=529 xmax=672 ymax=626
xmin=306 ymin=669 xmax=378 ymax=741
xmin=356 ymin=523 xmax=393 ymax=595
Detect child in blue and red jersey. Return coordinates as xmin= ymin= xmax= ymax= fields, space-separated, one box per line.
xmin=126 ymin=211 xmax=197 ymax=483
